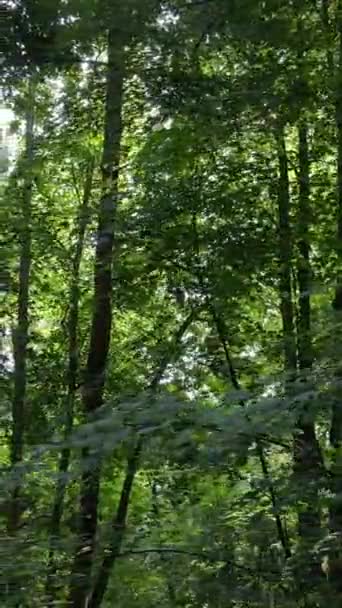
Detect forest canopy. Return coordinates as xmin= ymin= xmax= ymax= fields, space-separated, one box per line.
xmin=1 ymin=1 xmax=342 ymax=607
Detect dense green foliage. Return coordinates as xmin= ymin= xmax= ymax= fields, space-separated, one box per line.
xmin=1 ymin=1 xmax=342 ymax=606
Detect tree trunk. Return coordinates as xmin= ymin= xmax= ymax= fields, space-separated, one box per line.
xmin=8 ymin=74 xmax=35 ymax=535
xmin=330 ymin=0 xmax=342 ymax=444
xmin=66 ymin=27 xmax=125 ymax=608
xmin=293 ymin=120 xmax=324 ymax=588
xmin=45 ymin=158 xmax=94 ymax=606
xmin=87 ymin=442 xmax=141 ymax=608
xmin=276 ymin=125 xmax=297 ymax=375
xmin=88 ymin=312 xmax=195 ymax=608
xmin=329 ymin=1 xmax=342 ymax=597
xmin=275 ymin=126 xmax=300 ymax=564
xmin=334 ymin=0 xmax=342 ymax=311
xmin=276 ymin=123 xmax=324 ymax=598
xmin=296 ymin=122 xmax=312 ymax=372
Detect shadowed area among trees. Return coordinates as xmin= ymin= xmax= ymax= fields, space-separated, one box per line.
xmin=1 ymin=1 xmax=342 ymax=607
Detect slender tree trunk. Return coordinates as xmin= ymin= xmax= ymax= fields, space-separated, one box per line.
xmin=294 ymin=121 xmax=324 ymax=587
xmin=88 ymin=441 xmax=141 ymax=608
xmin=192 ymin=212 xmax=291 ymax=560
xmin=66 ymin=27 xmax=125 ymax=608
xmin=296 ymin=122 xmax=313 ymax=371
xmin=334 ymin=0 xmax=342 ymax=310
xmin=276 ymin=125 xmax=297 ymax=375
xmin=150 ymin=479 xmax=181 ymax=607
xmin=213 ymin=312 xmax=291 ymax=561
xmin=331 ymin=0 xmax=342 ymax=440
xmin=45 ymin=158 xmax=94 ymax=606
xmin=88 ymin=312 xmax=195 ymax=608
xmin=329 ymin=1 xmax=342 ymax=597
xmin=8 ymin=75 xmax=35 ymax=535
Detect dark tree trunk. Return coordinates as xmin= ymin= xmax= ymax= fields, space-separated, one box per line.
xmin=276 ymin=125 xmax=297 ymax=375
xmin=335 ymin=0 xmax=342 ymax=310
xmin=293 ymin=121 xmax=324 ymax=587
xmin=66 ymin=27 xmax=125 ymax=608
xmin=329 ymin=1 xmax=342 ymax=596
xmin=45 ymin=158 xmax=94 ymax=606
xmin=88 ymin=442 xmax=141 ymax=608
xmin=330 ymin=0 xmax=342 ymax=444
xmin=276 ymin=123 xmax=324 ymax=596
xmin=276 ymin=129 xmax=301 ymax=557
xmin=88 ymin=312 xmax=195 ymax=608
xmin=296 ymin=122 xmax=312 ymax=371
xmin=8 ymin=75 xmax=35 ymax=535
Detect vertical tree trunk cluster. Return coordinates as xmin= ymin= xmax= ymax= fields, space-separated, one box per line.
xmin=45 ymin=157 xmax=94 ymax=606
xmin=8 ymin=74 xmax=35 ymax=535
xmin=276 ymin=125 xmax=297 ymax=376
xmin=276 ymin=122 xmax=324 ymax=594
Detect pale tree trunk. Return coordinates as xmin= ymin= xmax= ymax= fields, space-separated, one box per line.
xmin=66 ymin=26 xmax=126 ymax=608
xmin=45 ymin=157 xmax=94 ymax=605
xmin=8 ymin=74 xmax=35 ymax=535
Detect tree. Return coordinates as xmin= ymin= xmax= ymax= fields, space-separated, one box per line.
xmin=8 ymin=74 xmax=36 ymax=536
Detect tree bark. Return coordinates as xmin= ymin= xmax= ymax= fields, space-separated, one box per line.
xmin=45 ymin=157 xmax=94 ymax=606
xmin=88 ymin=312 xmax=195 ymax=608
xmin=329 ymin=1 xmax=342 ymax=597
xmin=276 ymin=123 xmax=325 ymax=597
xmin=296 ymin=122 xmax=312 ymax=371
xmin=330 ymin=0 xmax=342 ymax=445
xmin=293 ymin=120 xmax=324 ymax=589
xmin=334 ymin=0 xmax=342 ymax=309
xmin=66 ymin=27 xmax=125 ymax=608
xmin=8 ymin=74 xmax=35 ymax=535
xmin=276 ymin=125 xmax=297 ymax=375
